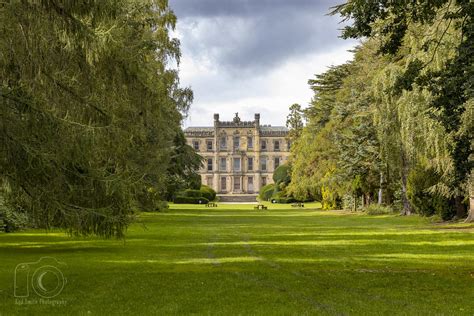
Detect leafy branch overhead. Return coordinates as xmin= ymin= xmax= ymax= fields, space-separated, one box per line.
xmin=0 ymin=0 xmax=195 ymax=237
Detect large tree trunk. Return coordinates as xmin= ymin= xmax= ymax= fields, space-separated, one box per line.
xmin=466 ymin=175 xmax=474 ymax=223
xmin=378 ymin=172 xmax=383 ymax=205
xmin=353 ymin=193 xmax=357 ymax=212
xmin=400 ymin=152 xmax=412 ymax=215
xmin=466 ymin=197 xmax=474 ymax=222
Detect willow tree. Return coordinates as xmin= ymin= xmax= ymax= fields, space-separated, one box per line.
xmin=333 ymin=0 xmax=473 ymax=219
xmin=0 ymin=1 xmax=192 ymax=236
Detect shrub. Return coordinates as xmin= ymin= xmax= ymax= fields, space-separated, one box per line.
xmin=0 ymin=192 xmax=30 ymax=232
xmin=0 ymin=207 xmax=29 ymax=232
xmin=407 ymin=165 xmax=455 ymax=220
xmin=183 ymin=189 xmax=202 ymax=198
xmin=342 ymin=194 xmax=363 ymax=211
xmin=271 ymin=197 xmax=296 ymax=204
xmin=173 ymin=196 xmax=209 ymax=204
xmin=139 ymin=200 xmax=169 ymax=212
xmin=321 ymin=186 xmax=342 ymax=210
xmin=258 ymin=184 xmax=275 ymax=201
xmin=273 ymin=164 xmax=291 ymax=184
xmin=200 ymin=185 xmax=216 ymax=201
xmin=364 ymin=204 xmax=395 ymax=215
xmin=135 ymin=186 xmax=167 ymax=212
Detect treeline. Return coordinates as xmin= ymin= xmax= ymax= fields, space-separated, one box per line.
xmin=288 ymin=1 xmax=473 ymax=221
xmin=0 ymin=1 xmax=201 ymax=237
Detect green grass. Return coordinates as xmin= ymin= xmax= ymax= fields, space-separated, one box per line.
xmin=0 ymin=204 xmax=473 ymax=315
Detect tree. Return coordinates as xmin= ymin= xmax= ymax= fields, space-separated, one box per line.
xmin=286 ymin=103 xmax=304 ymax=140
xmin=0 ymin=1 xmax=192 ymax=236
xmin=164 ymin=131 xmax=203 ymax=201
xmin=288 ymin=63 xmax=351 ymax=204
xmin=333 ymin=0 xmax=473 ymax=220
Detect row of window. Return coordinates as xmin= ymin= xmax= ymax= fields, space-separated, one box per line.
xmin=207 ymin=176 xmax=268 ymax=192
xmin=205 ymin=157 xmax=282 ymax=172
xmin=192 ymin=137 xmax=289 ymax=152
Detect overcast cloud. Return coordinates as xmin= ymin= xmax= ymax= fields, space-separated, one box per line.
xmin=169 ymin=0 xmax=358 ymax=127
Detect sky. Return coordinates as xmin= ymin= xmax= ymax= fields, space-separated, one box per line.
xmin=169 ymin=0 xmax=358 ymax=127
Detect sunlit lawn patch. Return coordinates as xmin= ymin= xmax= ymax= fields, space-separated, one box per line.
xmin=0 ymin=205 xmax=472 ymax=315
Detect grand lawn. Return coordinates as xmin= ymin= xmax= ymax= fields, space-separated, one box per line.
xmin=0 ymin=203 xmax=473 ymax=315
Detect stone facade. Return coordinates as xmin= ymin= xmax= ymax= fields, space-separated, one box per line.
xmin=184 ymin=113 xmax=290 ymax=194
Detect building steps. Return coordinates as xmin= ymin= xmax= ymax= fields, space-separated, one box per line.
xmin=218 ymin=194 xmax=258 ymax=203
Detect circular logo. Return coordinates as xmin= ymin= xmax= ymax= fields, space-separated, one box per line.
xmin=31 ymin=265 xmax=66 ymax=298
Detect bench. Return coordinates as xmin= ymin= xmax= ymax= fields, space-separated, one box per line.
xmin=291 ymin=202 xmax=305 ymax=208
xmin=206 ymin=202 xmax=218 ymax=207
xmin=254 ymin=204 xmax=268 ymax=210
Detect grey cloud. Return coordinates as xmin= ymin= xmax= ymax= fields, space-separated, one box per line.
xmin=170 ymin=0 xmax=340 ymax=18
xmin=170 ymin=0 xmax=348 ymax=75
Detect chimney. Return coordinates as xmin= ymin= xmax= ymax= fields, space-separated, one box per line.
xmin=214 ymin=113 xmax=219 ymax=127
xmin=254 ymin=113 xmax=260 ymax=127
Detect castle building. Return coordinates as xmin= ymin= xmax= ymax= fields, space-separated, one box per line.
xmin=184 ymin=113 xmax=290 ymax=195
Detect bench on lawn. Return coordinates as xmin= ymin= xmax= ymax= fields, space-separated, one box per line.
xmin=206 ymin=202 xmax=218 ymax=207
xmin=254 ymin=204 xmax=268 ymax=210
xmin=291 ymin=202 xmax=304 ymax=208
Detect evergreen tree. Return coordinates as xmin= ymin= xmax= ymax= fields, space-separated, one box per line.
xmin=0 ymin=1 xmax=192 ymax=236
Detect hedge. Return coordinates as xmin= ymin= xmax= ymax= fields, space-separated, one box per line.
xmin=183 ymin=189 xmax=202 ymax=198
xmin=174 ymin=196 xmax=209 ymax=204
xmin=200 ymin=185 xmax=217 ymax=201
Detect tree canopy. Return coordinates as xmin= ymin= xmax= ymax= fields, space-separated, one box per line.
xmin=290 ymin=1 xmax=473 ymax=220
xmin=0 ymin=0 xmax=196 ymax=237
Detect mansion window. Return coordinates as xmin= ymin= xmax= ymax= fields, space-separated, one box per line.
xmin=221 ymin=177 xmax=227 ymax=191
xmin=207 ymin=158 xmax=213 ymax=171
xmin=247 ymin=136 xmax=253 ymax=149
xmin=206 ymin=140 xmax=213 ymax=151
xmin=247 ymin=157 xmax=254 ymax=171
xmin=261 ymin=176 xmax=267 ymax=186
xmin=233 ymin=136 xmax=240 ymax=149
xmin=248 ymin=177 xmax=254 ymax=192
xmin=234 ymin=177 xmax=241 ymax=191
xmin=233 ymin=158 xmax=241 ymax=172
xmin=219 ymin=157 xmax=227 ymax=171
xmin=274 ymin=157 xmax=281 ymax=169
xmin=220 ymin=136 xmax=227 ymax=149
xmin=274 ymin=140 xmax=280 ymax=151
xmin=193 ymin=140 xmax=199 ymax=151
xmin=261 ymin=140 xmax=267 ymax=151
xmin=207 ymin=176 xmax=213 ymax=187
xmin=287 ymin=141 xmax=291 ymax=151
xmin=261 ymin=157 xmax=267 ymax=171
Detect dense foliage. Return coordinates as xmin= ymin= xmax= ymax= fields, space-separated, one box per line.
xmin=173 ymin=186 xmax=216 ymax=205
xmin=290 ymin=1 xmax=473 ymax=220
xmin=258 ymin=184 xmax=276 ymax=202
xmin=0 ymin=1 xmax=197 ymax=236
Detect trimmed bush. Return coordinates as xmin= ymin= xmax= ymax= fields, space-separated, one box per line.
xmin=174 ymin=196 xmax=209 ymax=204
xmin=259 ymin=184 xmax=275 ymax=201
xmin=200 ymin=185 xmax=216 ymax=201
xmin=183 ymin=189 xmax=202 ymax=198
